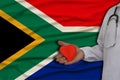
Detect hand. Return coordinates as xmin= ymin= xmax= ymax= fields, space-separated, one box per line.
xmin=55 ymin=41 xmax=85 ymax=65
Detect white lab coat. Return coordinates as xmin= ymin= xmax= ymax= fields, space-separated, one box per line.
xmin=81 ymin=3 xmax=120 ymax=80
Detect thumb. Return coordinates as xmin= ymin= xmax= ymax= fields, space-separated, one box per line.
xmin=58 ymin=41 xmax=70 ymax=46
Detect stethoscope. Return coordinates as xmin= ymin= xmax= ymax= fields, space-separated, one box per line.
xmin=104 ymin=6 xmax=119 ymax=48
xmin=107 ymin=6 xmax=119 ymax=27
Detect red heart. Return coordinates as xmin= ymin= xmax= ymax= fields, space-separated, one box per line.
xmin=59 ymin=45 xmax=77 ymax=62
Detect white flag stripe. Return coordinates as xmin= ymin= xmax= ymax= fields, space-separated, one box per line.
xmin=15 ymin=0 xmax=99 ymax=32
xmin=58 ymin=26 xmax=99 ymax=32
xmin=15 ymin=0 xmax=99 ymax=79
xmin=15 ymin=52 xmax=58 ymax=80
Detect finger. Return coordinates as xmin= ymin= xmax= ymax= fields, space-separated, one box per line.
xmin=56 ymin=56 xmax=67 ymax=63
xmin=55 ymin=54 xmax=63 ymax=59
xmin=64 ymin=56 xmax=80 ymax=65
xmin=58 ymin=41 xmax=70 ymax=46
xmin=58 ymin=57 xmax=68 ymax=64
xmin=56 ymin=56 xmax=66 ymax=61
xmin=59 ymin=60 xmax=67 ymax=64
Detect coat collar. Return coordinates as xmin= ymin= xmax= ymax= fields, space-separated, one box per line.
xmin=117 ymin=3 xmax=120 ymax=7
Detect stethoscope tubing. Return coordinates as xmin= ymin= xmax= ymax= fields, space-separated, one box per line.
xmin=107 ymin=6 xmax=119 ymax=27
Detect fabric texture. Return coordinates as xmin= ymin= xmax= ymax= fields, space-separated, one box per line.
xmin=0 ymin=0 xmax=119 ymax=80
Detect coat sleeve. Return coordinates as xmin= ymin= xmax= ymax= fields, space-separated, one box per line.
xmin=81 ymin=21 xmax=106 ymax=62
xmin=80 ymin=5 xmax=115 ymax=62
xmin=81 ymin=45 xmax=103 ymax=62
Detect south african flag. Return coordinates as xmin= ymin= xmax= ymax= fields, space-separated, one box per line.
xmin=0 ymin=0 xmax=119 ymax=80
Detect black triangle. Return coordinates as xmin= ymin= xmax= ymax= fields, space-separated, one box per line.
xmin=0 ymin=17 xmax=35 ymax=63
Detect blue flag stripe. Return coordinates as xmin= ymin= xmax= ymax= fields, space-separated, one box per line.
xmin=26 ymin=60 xmax=103 ymax=80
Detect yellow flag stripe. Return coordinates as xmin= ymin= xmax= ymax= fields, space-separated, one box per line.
xmin=0 ymin=10 xmax=45 ymax=70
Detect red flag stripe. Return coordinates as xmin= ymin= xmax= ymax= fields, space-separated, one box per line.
xmin=26 ymin=0 xmax=119 ymax=26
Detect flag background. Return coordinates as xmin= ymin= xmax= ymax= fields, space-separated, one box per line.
xmin=0 ymin=0 xmax=119 ymax=80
